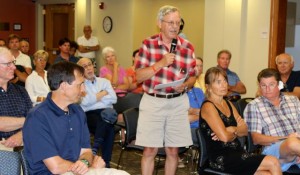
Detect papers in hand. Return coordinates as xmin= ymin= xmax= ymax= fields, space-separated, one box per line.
xmin=154 ymin=74 xmax=188 ymax=90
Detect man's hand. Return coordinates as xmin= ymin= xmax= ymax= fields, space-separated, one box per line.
xmin=161 ymin=53 xmax=175 ymax=67
xmin=174 ymin=83 xmax=186 ymax=93
xmin=91 ymin=155 xmax=105 ymax=169
xmin=68 ymin=160 xmax=89 ymax=175
xmin=0 ymin=132 xmax=23 ymax=148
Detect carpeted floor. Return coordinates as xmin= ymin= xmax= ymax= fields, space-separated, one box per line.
xmin=107 ymin=139 xmax=199 ymax=175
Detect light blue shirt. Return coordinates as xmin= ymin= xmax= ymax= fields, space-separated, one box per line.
xmin=80 ymin=76 xmax=117 ymax=112
xmin=187 ymin=87 xmax=205 ymax=128
xmin=226 ymin=68 xmax=241 ymax=97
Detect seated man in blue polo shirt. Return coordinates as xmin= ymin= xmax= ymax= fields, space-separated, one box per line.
xmin=23 ymin=61 xmax=128 ymax=175
xmin=0 ymin=47 xmax=32 ymax=151
xmin=77 ymin=57 xmax=117 ymax=168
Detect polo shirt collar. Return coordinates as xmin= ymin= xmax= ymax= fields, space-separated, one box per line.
xmin=45 ymin=92 xmax=73 ymax=117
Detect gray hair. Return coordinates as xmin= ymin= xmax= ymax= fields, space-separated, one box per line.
xmin=275 ymin=53 xmax=294 ymax=64
xmin=0 ymin=47 xmax=12 ymax=61
xmin=157 ymin=5 xmax=180 ymax=21
xmin=102 ymin=46 xmax=116 ymax=58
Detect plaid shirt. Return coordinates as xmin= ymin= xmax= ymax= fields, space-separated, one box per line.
xmin=244 ymin=94 xmax=300 ymax=137
xmin=136 ymin=33 xmax=196 ymax=94
xmin=0 ymin=83 xmax=32 ymax=138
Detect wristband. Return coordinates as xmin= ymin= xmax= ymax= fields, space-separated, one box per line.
xmin=80 ymin=159 xmax=90 ymax=167
xmin=151 ymin=65 xmax=157 ymax=72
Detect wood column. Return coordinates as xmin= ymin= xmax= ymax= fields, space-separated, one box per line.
xmin=268 ymin=0 xmax=287 ymax=68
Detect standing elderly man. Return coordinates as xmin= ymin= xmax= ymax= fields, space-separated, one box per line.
xmin=217 ymin=49 xmax=246 ymax=101
xmin=77 ymin=25 xmax=100 ymax=72
xmin=23 ymin=61 xmax=128 ymax=175
xmin=135 ymin=5 xmax=196 ymax=175
xmin=276 ymin=53 xmax=300 ymax=99
xmin=244 ymin=68 xmax=300 ymax=172
xmin=0 ymin=47 xmax=32 ymax=151
xmin=78 ymin=57 xmax=117 ymax=168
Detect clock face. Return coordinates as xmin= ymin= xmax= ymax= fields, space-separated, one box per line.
xmin=103 ymin=16 xmax=113 ymax=33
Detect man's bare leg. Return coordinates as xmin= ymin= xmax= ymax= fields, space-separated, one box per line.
xmin=141 ymin=147 xmax=158 ymax=175
xmin=164 ymin=147 xmax=179 ymax=175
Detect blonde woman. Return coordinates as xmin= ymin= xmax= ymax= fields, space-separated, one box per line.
xmin=25 ymin=50 xmax=50 ymax=106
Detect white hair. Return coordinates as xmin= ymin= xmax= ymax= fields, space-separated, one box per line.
xmin=275 ymin=53 xmax=294 ymax=64
xmin=102 ymin=46 xmax=116 ymax=59
xmin=157 ymin=5 xmax=180 ymax=21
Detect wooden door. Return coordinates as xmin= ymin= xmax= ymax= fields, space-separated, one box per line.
xmin=44 ymin=4 xmax=74 ymax=65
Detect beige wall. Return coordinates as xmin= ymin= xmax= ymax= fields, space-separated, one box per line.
xmin=87 ymin=0 xmax=205 ymax=69
xmin=36 ymin=0 xmax=271 ymax=98
xmin=204 ymin=0 xmax=270 ymax=97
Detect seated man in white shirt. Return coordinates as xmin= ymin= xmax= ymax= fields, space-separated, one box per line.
xmin=78 ymin=57 xmax=117 ymax=168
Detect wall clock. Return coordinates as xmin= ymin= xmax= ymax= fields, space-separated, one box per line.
xmin=103 ymin=16 xmax=113 ymax=33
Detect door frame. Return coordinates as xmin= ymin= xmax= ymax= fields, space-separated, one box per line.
xmin=268 ymin=0 xmax=287 ymax=69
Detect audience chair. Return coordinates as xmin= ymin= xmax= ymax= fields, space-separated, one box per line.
xmin=117 ymin=107 xmax=188 ymax=174
xmin=113 ymin=93 xmax=142 ymax=114
xmin=0 ymin=150 xmax=22 ymax=175
xmin=235 ymin=98 xmax=254 ymax=117
xmin=113 ymin=93 xmax=143 ymax=142
xmin=20 ymin=149 xmax=30 ymax=175
xmin=235 ymin=98 xmax=254 ymax=149
xmin=196 ymin=128 xmax=233 ymax=175
xmin=117 ymin=107 xmax=143 ymax=169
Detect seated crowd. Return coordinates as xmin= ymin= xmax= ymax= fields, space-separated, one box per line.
xmin=1 ymin=31 xmax=300 ymax=175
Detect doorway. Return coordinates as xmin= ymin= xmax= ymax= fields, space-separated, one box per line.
xmin=44 ymin=4 xmax=74 ymax=64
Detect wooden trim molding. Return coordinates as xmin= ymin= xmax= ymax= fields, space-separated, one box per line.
xmin=268 ymin=0 xmax=287 ymax=68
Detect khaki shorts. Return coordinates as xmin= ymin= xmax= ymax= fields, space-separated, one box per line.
xmin=136 ymin=93 xmax=192 ymax=147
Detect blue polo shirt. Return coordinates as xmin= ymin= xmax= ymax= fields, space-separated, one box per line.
xmin=0 ymin=83 xmax=32 ymax=138
xmin=23 ymin=92 xmax=91 ymax=174
xmin=226 ymin=68 xmax=241 ymax=96
xmin=187 ymin=87 xmax=205 ymax=128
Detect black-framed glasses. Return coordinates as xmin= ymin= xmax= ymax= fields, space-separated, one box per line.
xmin=0 ymin=60 xmax=16 ymax=67
xmin=161 ymin=20 xmax=181 ymax=26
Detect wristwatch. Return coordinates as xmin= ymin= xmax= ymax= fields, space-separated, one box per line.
xmin=80 ymin=159 xmax=90 ymax=167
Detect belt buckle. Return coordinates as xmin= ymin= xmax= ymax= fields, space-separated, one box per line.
xmin=166 ymin=93 xmax=173 ymax=99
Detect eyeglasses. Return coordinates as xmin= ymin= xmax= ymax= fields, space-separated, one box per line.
xmin=0 ymin=60 xmax=16 ymax=67
xmin=259 ymin=83 xmax=277 ymax=90
xmin=82 ymin=63 xmax=93 ymax=69
xmin=161 ymin=20 xmax=181 ymax=26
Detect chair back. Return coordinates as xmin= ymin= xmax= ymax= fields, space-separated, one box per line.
xmin=122 ymin=107 xmax=139 ymax=144
xmin=196 ymin=128 xmax=208 ymax=168
xmin=247 ymin=132 xmax=261 ymax=153
xmin=0 ymin=150 xmax=21 ymax=175
xmin=20 ymin=149 xmax=30 ymax=175
xmin=113 ymin=93 xmax=142 ymax=114
xmin=236 ymin=98 xmax=254 ymax=117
